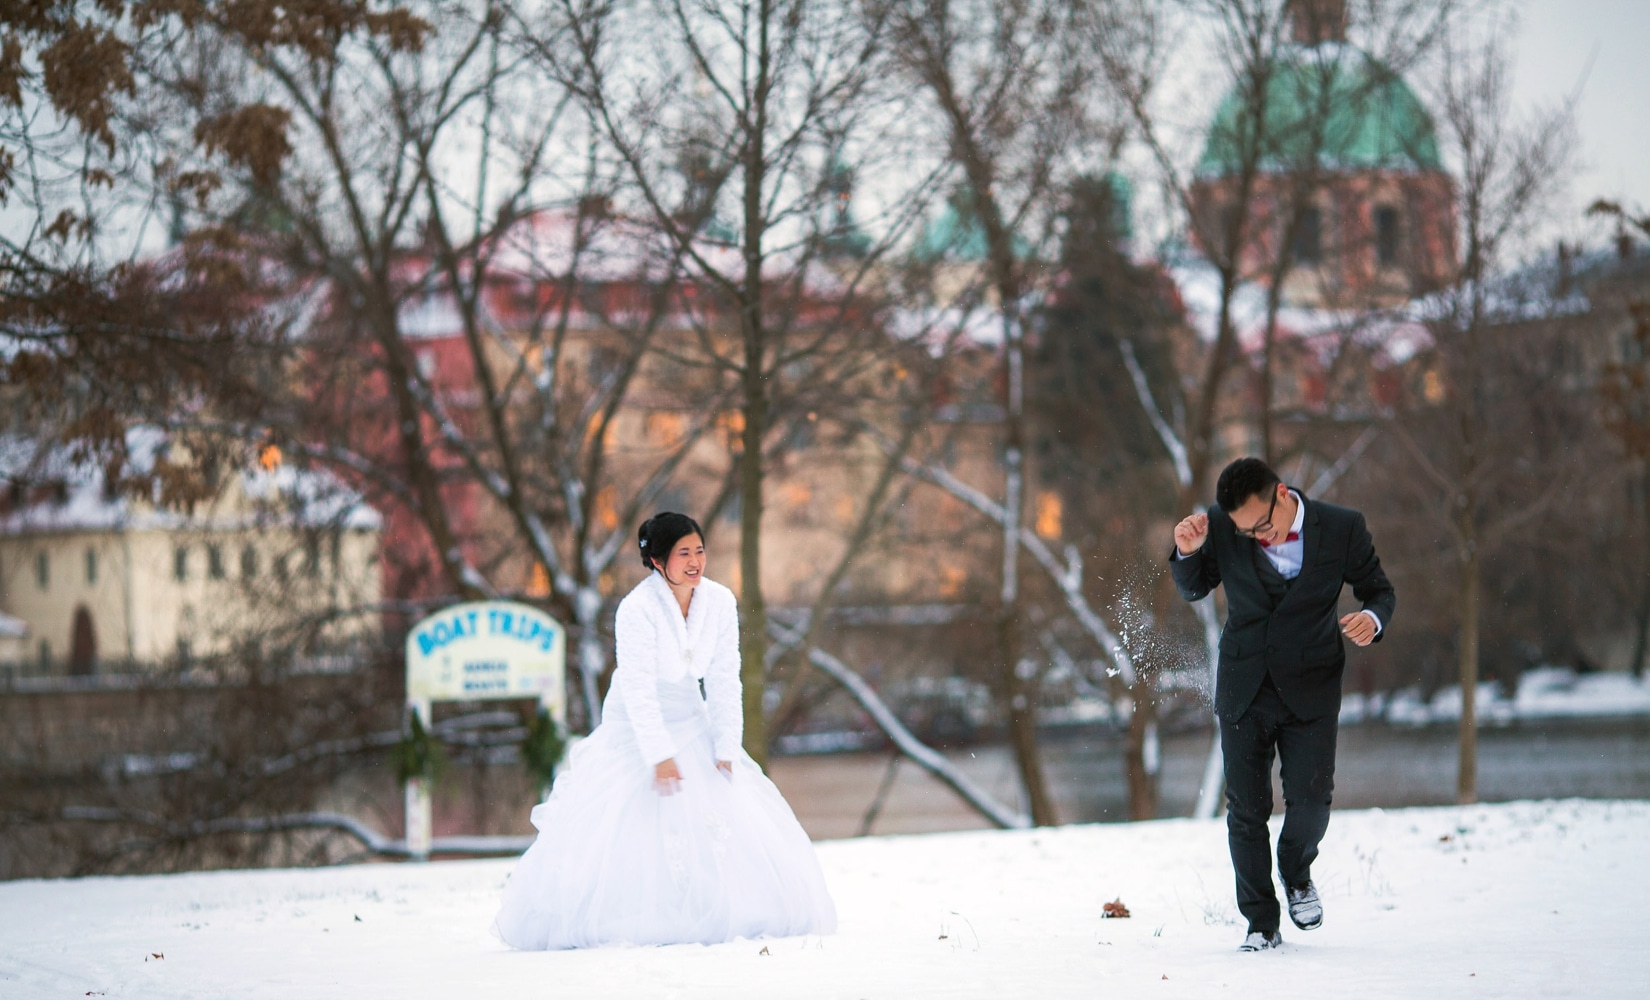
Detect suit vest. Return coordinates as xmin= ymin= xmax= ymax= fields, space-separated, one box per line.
xmin=1250 ymin=541 xmax=1293 ymax=608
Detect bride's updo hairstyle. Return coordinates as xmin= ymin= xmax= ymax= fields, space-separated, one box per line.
xmin=638 ymin=512 xmax=705 ymax=572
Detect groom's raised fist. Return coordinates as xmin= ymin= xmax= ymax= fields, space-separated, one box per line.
xmin=1175 ymin=512 xmax=1209 ymax=556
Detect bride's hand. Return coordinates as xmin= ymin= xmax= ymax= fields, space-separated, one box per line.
xmin=716 ymin=760 xmax=732 ymax=778
xmin=654 ymin=758 xmax=682 ymax=796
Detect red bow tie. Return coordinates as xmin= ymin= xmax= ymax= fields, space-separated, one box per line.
xmin=1258 ymin=532 xmax=1300 ymax=549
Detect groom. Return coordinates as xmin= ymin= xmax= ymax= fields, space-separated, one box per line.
xmin=1170 ymin=457 xmax=1395 ymax=952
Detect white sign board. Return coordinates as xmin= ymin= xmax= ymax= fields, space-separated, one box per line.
xmin=403 ymin=601 xmax=566 ymax=859
xmin=405 ymin=601 xmax=566 ymax=710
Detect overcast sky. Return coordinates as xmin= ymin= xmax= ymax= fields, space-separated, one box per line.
xmin=1512 ymin=0 xmax=1650 ymax=229
xmin=1125 ymin=0 xmax=1650 ymax=256
xmin=2 ymin=1 xmax=1642 ymax=264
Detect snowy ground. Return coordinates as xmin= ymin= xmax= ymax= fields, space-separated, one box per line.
xmin=2 ymin=800 xmax=1644 ymax=999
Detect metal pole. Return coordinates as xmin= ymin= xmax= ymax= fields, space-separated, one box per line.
xmin=405 ymin=697 xmax=432 ymax=860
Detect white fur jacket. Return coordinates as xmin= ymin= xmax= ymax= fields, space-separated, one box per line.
xmin=610 ymin=571 xmax=743 ymax=766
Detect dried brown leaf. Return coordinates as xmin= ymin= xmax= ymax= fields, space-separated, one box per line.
xmin=195 ymin=104 xmax=293 ymax=188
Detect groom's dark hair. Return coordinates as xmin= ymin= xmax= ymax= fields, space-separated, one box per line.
xmin=638 ymin=512 xmax=705 ymax=570
xmin=1216 ymin=457 xmax=1282 ymax=512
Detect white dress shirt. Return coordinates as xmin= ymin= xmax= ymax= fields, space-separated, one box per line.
xmin=1260 ymin=490 xmax=1308 ymax=579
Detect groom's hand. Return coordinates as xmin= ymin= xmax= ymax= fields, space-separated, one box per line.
xmin=1340 ymin=612 xmax=1378 ymax=647
xmin=1174 ymin=512 xmax=1209 ymax=556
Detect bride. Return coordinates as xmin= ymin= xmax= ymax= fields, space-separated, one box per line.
xmin=494 ymin=512 xmax=837 ymax=950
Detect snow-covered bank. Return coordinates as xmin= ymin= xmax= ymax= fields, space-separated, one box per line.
xmin=1 ymin=800 xmax=1643 ymax=999
xmin=1341 ymin=668 xmax=1650 ymax=725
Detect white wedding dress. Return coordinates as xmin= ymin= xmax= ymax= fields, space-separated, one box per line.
xmin=494 ymin=572 xmax=836 ymax=950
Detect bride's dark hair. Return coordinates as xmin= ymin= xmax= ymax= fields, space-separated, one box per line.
xmin=638 ymin=512 xmax=705 ymax=571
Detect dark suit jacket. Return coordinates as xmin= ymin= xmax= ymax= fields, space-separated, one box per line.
xmin=1170 ymin=493 xmax=1396 ymax=723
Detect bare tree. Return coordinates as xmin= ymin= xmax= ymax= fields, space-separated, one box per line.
xmin=881 ymin=0 xmax=1101 ymax=826
xmin=1085 ymin=0 xmax=1458 ymax=818
xmin=3 ymin=0 xmax=1017 ymax=867
xmin=1591 ymin=201 xmax=1650 ymax=679
xmin=0 ymin=3 xmax=298 ymax=495
xmin=531 ymin=0 xmax=936 ymax=764
xmin=1086 ymin=0 xmax=1311 ymax=820
xmin=108 ymin=2 xmax=751 ymax=736
xmin=1393 ymin=15 xmax=1579 ymax=804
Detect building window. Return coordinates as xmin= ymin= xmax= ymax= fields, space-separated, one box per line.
xmin=594 ymin=486 xmax=621 ymax=532
xmin=527 ymin=562 xmax=551 ymax=598
xmin=207 ymin=544 xmax=225 ymax=580
xmin=587 ymin=345 xmax=622 ymax=382
xmin=1292 ymin=207 xmax=1322 ymax=264
xmin=241 ymin=545 xmax=258 ymax=579
xmin=1423 ymin=368 xmax=1446 ymax=404
xmin=35 ymin=552 xmax=48 ymax=590
xmin=1034 ymin=492 xmax=1063 ymax=540
xmin=70 ymin=605 xmax=97 ymax=675
xmin=416 ymin=349 xmax=438 ymax=380
xmin=85 ymin=548 xmax=98 ymax=585
xmin=1375 ymin=205 xmax=1401 ymax=266
xmin=645 ymin=412 xmax=686 ymax=446
xmin=175 ymin=546 xmax=189 ymax=582
xmin=780 ymin=481 xmax=813 ymax=522
xmin=1623 ymin=329 xmax=1646 ymax=366
xmin=786 ymin=416 xmax=815 ymax=451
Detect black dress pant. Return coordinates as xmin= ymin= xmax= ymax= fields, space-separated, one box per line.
xmin=1219 ymin=675 xmax=1338 ymax=934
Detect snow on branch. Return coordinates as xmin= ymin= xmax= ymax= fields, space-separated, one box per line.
xmin=48 ymin=806 xmax=537 ymax=859
xmin=1015 ymin=534 xmax=1139 ymax=688
xmin=53 ymin=806 xmax=406 ymax=855
xmin=1119 ymin=338 xmax=1191 ymax=487
xmin=768 ymin=621 xmax=1030 ymax=830
xmin=1117 ymin=340 xmax=1224 ymax=818
xmin=895 ymin=453 xmax=1139 ymax=686
xmin=1307 ymin=425 xmax=1378 ymax=498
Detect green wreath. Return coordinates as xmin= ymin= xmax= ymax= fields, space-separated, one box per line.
xmin=394 ymin=709 xmax=448 ymax=785
xmin=522 ymin=708 xmax=567 ymax=788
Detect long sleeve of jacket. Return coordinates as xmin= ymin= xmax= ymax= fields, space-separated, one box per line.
xmin=1344 ymin=512 xmax=1396 ymax=641
xmin=612 ymin=597 xmax=677 ymax=766
xmin=1169 ymin=542 xmax=1221 ymax=603
xmin=702 ymin=588 xmax=744 ymax=763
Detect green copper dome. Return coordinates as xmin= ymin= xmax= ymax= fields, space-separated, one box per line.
xmin=915 ymin=188 xmax=1034 ymax=263
xmin=1199 ymin=45 xmax=1441 ymax=175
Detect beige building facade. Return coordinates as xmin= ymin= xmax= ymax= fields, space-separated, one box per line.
xmin=0 ymin=436 xmax=382 ymax=676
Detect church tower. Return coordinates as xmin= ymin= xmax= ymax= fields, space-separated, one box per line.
xmin=1189 ymin=0 xmax=1457 ymax=307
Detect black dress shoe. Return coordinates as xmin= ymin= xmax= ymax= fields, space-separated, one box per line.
xmin=1239 ymin=929 xmax=1283 ymax=951
xmin=1286 ymin=880 xmax=1322 ymax=930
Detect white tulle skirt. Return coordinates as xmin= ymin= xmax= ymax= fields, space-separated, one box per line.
xmin=493 ymin=675 xmax=837 ymax=950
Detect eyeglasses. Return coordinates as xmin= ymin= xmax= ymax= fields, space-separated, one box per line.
xmin=1234 ymin=490 xmax=1279 ymax=539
